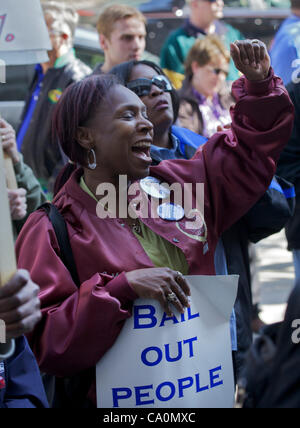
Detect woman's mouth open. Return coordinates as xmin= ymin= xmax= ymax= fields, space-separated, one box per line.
xmin=131 ymin=141 xmax=152 ymax=164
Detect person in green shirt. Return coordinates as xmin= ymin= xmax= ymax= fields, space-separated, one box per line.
xmin=0 ymin=118 xmax=47 ymax=239
xmin=160 ymin=0 xmax=244 ymax=89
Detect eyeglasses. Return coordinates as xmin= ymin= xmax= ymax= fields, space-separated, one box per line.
xmin=127 ymin=75 xmax=173 ymax=97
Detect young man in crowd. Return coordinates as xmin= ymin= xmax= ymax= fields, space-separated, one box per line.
xmin=160 ymin=0 xmax=243 ymax=89
xmin=93 ymin=4 xmax=147 ymax=75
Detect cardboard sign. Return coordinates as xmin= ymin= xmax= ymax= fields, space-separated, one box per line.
xmin=0 ymin=0 xmax=51 ymax=51
xmin=0 ymin=0 xmax=50 ymax=65
xmin=0 ymin=142 xmax=16 ymax=287
xmin=96 ymin=275 xmax=238 ymax=409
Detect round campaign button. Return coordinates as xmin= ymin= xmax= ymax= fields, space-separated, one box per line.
xmin=157 ymin=203 xmax=185 ymax=221
xmin=140 ymin=176 xmax=170 ymax=199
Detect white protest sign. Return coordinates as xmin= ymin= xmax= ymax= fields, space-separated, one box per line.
xmin=0 ymin=0 xmax=51 ymax=65
xmin=96 ymin=275 xmax=238 ymax=409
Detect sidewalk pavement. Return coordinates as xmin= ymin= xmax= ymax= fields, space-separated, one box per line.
xmin=256 ymin=230 xmax=295 ymax=325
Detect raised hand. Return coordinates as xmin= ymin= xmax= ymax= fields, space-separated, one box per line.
xmin=230 ymin=39 xmax=271 ymax=81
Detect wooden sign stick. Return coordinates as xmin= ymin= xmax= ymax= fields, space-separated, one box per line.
xmin=0 ymin=114 xmax=18 ymax=190
xmin=0 ymin=136 xmax=17 ymax=287
xmin=4 ymin=153 xmax=17 ymax=189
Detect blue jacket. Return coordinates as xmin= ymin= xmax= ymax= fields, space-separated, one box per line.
xmin=0 ymin=336 xmax=48 ymax=408
xmin=270 ymin=14 xmax=300 ymax=85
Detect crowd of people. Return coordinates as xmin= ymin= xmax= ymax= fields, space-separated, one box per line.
xmin=1 ymin=0 xmax=300 ymax=409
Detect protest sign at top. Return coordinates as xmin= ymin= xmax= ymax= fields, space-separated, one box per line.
xmin=0 ymin=0 xmax=51 ymax=65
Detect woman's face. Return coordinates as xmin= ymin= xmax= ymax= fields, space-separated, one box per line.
xmin=191 ymin=56 xmax=229 ymax=98
xmin=129 ymin=64 xmax=174 ymax=130
xmin=87 ymin=84 xmax=154 ymax=181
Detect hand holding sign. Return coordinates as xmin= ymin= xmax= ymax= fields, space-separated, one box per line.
xmin=125 ymin=268 xmax=191 ymax=317
xmin=0 ymin=270 xmax=41 ymax=339
xmin=0 ymin=119 xmax=19 ymax=165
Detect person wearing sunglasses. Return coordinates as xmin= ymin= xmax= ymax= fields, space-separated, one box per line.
xmin=178 ymin=35 xmax=234 ymax=138
xmin=118 ymin=63 xmax=185 ymax=161
xmin=126 ymin=75 xmax=173 ymax=98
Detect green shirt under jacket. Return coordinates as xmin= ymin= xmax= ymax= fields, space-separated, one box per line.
xmin=13 ymin=156 xmax=47 ymax=239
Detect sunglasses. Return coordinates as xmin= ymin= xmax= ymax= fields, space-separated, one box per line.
xmin=206 ymin=65 xmax=229 ymax=77
xmin=215 ymin=68 xmax=228 ymax=76
xmin=127 ymin=75 xmax=173 ymax=97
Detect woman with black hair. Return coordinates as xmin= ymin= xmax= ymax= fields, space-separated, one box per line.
xmin=15 ymin=40 xmax=294 ymax=407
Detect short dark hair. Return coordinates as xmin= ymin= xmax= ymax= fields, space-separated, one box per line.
xmin=109 ymin=60 xmax=180 ymax=123
xmin=52 ymin=74 xmax=120 ymax=166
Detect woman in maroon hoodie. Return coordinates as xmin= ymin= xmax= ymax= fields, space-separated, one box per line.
xmin=16 ymin=40 xmax=294 ymax=407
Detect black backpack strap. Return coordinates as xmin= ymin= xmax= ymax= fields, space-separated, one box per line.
xmin=39 ymin=204 xmax=94 ymax=408
xmin=40 ymin=203 xmax=80 ymax=288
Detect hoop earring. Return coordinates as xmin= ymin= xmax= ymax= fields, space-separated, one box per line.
xmin=87 ymin=148 xmax=97 ymax=170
